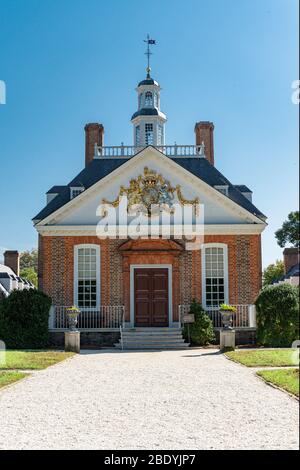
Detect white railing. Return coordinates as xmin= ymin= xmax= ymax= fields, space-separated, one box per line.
xmin=94 ymin=144 xmax=205 ymax=158
xmin=49 ymin=306 xmax=125 ymax=331
xmin=178 ymin=304 xmax=256 ymax=329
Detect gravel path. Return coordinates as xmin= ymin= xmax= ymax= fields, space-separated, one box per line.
xmin=0 ymin=349 xmax=298 ymax=450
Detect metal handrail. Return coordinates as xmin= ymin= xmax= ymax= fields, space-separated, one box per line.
xmin=178 ymin=304 xmax=256 ymax=328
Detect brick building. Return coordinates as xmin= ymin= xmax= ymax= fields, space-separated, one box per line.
xmin=33 ymin=66 xmax=266 ymax=347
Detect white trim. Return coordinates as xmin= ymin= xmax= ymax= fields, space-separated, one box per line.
xmin=36 ymin=223 xmax=265 ymax=236
xmin=34 ymin=147 xmax=266 ymax=227
xmin=73 ymin=244 xmax=101 ymax=309
xmin=129 ymin=264 xmax=173 ymax=328
xmin=70 ymin=187 xmax=84 ymax=200
xmin=201 ymin=243 xmax=229 ymax=309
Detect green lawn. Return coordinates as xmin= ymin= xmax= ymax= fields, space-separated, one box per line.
xmin=0 ymin=371 xmax=27 ymax=388
xmin=0 ymin=351 xmax=75 ymax=370
xmin=257 ymin=368 xmax=299 ymax=397
xmin=225 ymin=349 xmax=298 ymax=367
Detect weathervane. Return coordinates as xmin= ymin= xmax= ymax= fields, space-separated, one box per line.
xmin=143 ymin=34 xmax=156 ymax=76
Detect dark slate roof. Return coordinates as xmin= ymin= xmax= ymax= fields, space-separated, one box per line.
xmin=285 ymin=264 xmax=299 ymax=279
xmin=33 ymin=148 xmax=266 ymax=222
xmin=46 ymin=185 xmax=67 ymax=194
xmin=234 ymin=185 xmax=252 ymax=193
xmin=138 ymin=78 xmax=159 ymax=87
xmin=131 ymin=108 xmax=166 ymax=120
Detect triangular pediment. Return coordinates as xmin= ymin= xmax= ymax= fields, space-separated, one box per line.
xmin=36 ymin=147 xmax=265 ymax=228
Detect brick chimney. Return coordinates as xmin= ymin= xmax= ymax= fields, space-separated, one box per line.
xmin=84 ymin=123 xmax=104 ymax=167
xmin=4 ymin=250 xmax=20 ymax=276
xmin=283 ymin=247 xmax=300 ymax=274
xmin=195 ymin=121 xmax=215 ymax=165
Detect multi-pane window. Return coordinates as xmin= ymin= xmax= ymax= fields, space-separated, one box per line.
xmin=145 ymin=123 xmax=154 ymax=145
xmin=145 ymin=91 xmax=153 ymax=106
xmin=203 ymin=246 xmax=227 ymax=308
xmin=157 ymin=124 xmax=164 ymax=144
xmin=135 ymin=125 xmax=140 ymax=146
xmin=75 ymin=246 xmax=99 ymax=309
xmin=70 ymin=187 xmax=84 ymax=199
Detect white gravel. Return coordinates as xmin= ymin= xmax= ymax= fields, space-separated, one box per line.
xmin=0 ymin=349 xmax=298 ymax=450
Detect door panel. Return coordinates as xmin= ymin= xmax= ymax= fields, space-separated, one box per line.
xmin=134 ymin=268 xmax=169 ymax=327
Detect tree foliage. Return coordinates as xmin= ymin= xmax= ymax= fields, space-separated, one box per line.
xmin=182 ymin=299 xmax=215 ymax=346
xmin=275 ymin=211 xmax=299 ymax=248
xmin=20 ymin=267 xmax=38 ymax=287
xmin=0 ymin=289 xmax=51 ymax=349
xmin=255 ymin=283 xmax=299 ymax=347
xmin=262 ymin=260 xmax=284 ymax=287
xmin=20 ymin=249 xmax=38 ymax=273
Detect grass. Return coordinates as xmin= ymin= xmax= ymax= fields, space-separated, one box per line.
xmin=0 ymin=371 xmax=27 ymax=388
xmin=0 ymin=351 xmax=75 ymax=370
xmin=225 ymin=349 xmax=298 ymax=367
xmin=257 ymin=368 xmax=299 ymax=397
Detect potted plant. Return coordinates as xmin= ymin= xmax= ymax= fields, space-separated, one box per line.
xmin=66 ymin=305 xmax=80 ymax=331
xmin=219 ymin=304 xmax=236 ymax=329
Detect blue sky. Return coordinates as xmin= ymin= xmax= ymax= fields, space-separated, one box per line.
xmin=0 ymin=0 xmax=298 ymax=267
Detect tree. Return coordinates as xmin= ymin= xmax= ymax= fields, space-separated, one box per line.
xmin=20 ymin=267 xmax=38 ymax=287
xmin=275 ymin=211 xmax=299 ymax=248
xmin=262 ymin=260 xmax=284 ymax=287
xmin=20 ymin=248 xmax=38 ymax=273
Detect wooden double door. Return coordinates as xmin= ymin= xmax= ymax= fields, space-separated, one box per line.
xmin=134 ymin=268 xmax=169 ymax=327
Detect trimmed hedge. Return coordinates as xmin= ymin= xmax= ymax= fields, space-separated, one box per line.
xmin=183 ymin=299 xmax=215 ymax=346
xmin=255 ymin=283 xmax=299 ymax=347
xmin=0 ymin=289 xmax=52 ymax=349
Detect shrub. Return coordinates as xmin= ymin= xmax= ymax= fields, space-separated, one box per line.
xmin=183 ymin=299 xmax=215 ymax=346
xmin=255 ymin=283 xmax=299 ymax=347
xmin=0 ymin=289 xmax=52 ymax=349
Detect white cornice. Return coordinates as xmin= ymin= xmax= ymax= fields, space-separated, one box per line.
xmin=36 ymin=223 xmax=266 ymax=236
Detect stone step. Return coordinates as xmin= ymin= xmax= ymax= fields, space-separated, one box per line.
xmin=114 ymin=343 xmax=189 ymax=350
xmin=122 ymin=333 xmax=183 ymax=338
xmin=119 ymin=338 xmax=187 ymax=344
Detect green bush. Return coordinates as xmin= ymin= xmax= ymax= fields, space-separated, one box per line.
xmin=255 ymin=283 xmax=299 ymax=347
xmin=0 ymin=289 xmax=52 ymax=349
xmin=183 ymin=299 xmax=215 ymax=346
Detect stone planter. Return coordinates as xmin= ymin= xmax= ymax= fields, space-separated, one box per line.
xmin=220 ymin=310 xmax=234 ymax=330
xmin=66 ymin=309 xmax=80 ymax=331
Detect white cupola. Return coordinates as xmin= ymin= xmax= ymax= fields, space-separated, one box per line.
xmin=131 ymin=68 xmax=167 ymax=147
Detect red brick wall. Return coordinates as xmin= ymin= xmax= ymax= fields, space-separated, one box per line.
xmin=39 ymin=234 xmax=262 ymax=310
xmin=191 ymin=235 xmax=262 ymax=305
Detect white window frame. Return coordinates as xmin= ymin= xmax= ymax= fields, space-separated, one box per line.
xmin=74 ymin=244 xmax=100 ymax=309
xmin=70 ymin=187 xmax=84 ymax=199
xmin=145 ymin=91 xmax=153 ymax=107
xmin=214 ymin=185 xmax=229 ymax=196
xmin=135 ymin=125 xmax=141 ymax=146
xmin=201 ymin=243 xmax=229 ymax=309
xmin=145 ymin=122 xmax=154 ymax=145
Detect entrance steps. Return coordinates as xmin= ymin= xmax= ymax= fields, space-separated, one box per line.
xmin=114 ymin=327 xmax=189 ymax=350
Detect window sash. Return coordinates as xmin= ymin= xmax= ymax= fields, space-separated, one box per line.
xmin=74 ymin=245 xmax=100 ymax=309
xmin=202 ymin=245 xmax=228 ymax=308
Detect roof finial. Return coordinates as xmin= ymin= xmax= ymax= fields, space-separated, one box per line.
xmin=143 ymin=34 xmax=156 ymax=78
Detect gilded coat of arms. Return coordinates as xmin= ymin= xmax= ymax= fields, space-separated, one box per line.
xmin=102 ymin=167 xmax=199 ymax=214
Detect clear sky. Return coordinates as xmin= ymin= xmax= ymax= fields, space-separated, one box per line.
xmin=0 ymin=0 xmax=298 ymax=267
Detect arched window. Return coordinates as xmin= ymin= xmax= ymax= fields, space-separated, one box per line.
xmin=201 ymin=244 xmax=228 ymax=308
xmin=74 ymin=245 xmax=100 ymax=309
xmin=145 ymin=91 xmax=153 ymax=106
